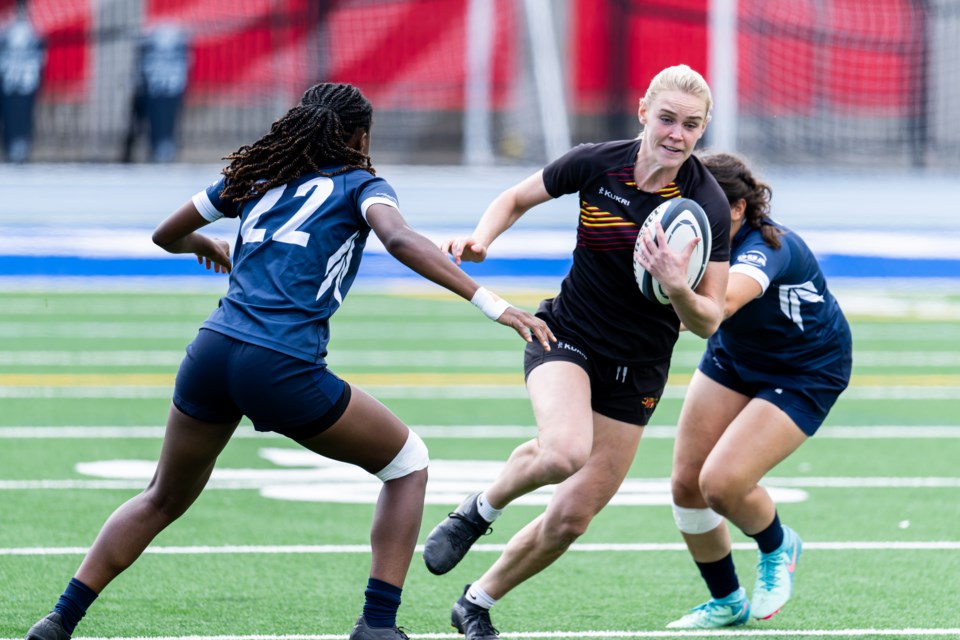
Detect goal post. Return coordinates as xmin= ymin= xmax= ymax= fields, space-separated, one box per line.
xmin=707 ymin=0 xmax=738 ymax=153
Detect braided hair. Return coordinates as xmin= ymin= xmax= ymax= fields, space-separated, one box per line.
xmin=698 ymin=151 xmax=783 ymax=250
xmin=220 ymin=83 xmax=375 ymax=204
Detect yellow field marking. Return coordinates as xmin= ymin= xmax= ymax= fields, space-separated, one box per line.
xmin=383 ymin=290 xmax=556 ymax=306
xmin=849 ymin=374 xmax=960 ymax=386
xmin=0 ymin=373 xmax=175 ymax=386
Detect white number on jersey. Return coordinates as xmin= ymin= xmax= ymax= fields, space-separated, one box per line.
xmin=239 ymin=177 xmax=335 ymax=247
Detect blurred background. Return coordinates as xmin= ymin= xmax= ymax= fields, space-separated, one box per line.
xmin=2 ymin=6 xmax=959 ymax=637
xmin=1 ymin=0 xmax=957 ymax=168
xmin=0 ymin=0 xmax=957 ymax=288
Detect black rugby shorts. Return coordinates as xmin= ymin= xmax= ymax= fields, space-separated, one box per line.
xmin=523 ymin=333 xmax=669 ymax=427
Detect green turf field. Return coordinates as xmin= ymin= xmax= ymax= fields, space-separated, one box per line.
xmin=2 ymin=289 xmax=959 ymax=639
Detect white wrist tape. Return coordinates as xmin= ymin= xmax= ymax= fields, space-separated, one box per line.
xmin=471 ymin=286 xmax=512 ymax=321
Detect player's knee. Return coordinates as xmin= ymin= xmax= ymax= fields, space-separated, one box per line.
xmin=375 ymin=430 xmax=429 ymax=482
xmin=672 ymin=502 xmax=724 ymax=535
xmin=544 ymin=512 xmax=591 ymax=550
xmin=538 ymin=447 xmax=588 ymax=483
xmin=698 ymin=469 xmax=743 ymax=515
xmin=142 ymin=485 xmax=193 ymax=524
xmin=670 ymin=469 xmax=703 ymax=505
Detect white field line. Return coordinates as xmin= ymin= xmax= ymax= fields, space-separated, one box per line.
xmin=2 ymin=630 xmax=959 ymax=640
xmin=2 ymin=633 xmax=960 ymax=640
xmin=4 ymin=541 xmax=960 ymax=557
xmin=0 ymin=298 xmax=477 ymax=318
xmin=2 ymin=425 xmax=960 ymax=440
xmin=3 ymin=477 xmax=959 ymax=491
xmin=1 ymin=385 xmax=959 ymax=400
xmin=0 ymin=323 xmax=505 ymax=340
xmin=0 ymin=350 xmax=956 ymax=368
xmin=1 ymin=321 xmax=958 ymax=342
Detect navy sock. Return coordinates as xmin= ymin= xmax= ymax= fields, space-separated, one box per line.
xmin=748 ymin=512 xmax=784 ymax=554
xmin=695 ymin=553 xmax=740 ymax=600
xmin=53 ymin=577 xmax=98 ymax=635
xmin=362 ymin=578 xmax=402 ymax=628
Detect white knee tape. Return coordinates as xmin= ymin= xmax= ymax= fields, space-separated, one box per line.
xmin=375 ymin=429 xmax=429 ymax=482
xmin=672 ymin=503 xmax=724 ymax=534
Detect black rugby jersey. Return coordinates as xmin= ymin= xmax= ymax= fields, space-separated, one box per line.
xmin=540 ymin=138 xmax=730 ymax=364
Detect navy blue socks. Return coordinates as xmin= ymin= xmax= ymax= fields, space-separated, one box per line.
xmin=749 ymin=511 xmax=784 ymax=554
xmin=362 ymin=577 xmax=402 ymax=628
xmin=695 ymin=553 xmax=740 ymax=599
xmin=53 ymin=577 xmax=98 ymax=635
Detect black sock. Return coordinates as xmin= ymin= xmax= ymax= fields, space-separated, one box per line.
xmin=695 ymin=553 xmax=740 ymax=600
xmin=53 ymin=577 xmax=98 ymax=635
xmin=362 ymin=577 xmax=402 ymax=628
xmin=748 ymin=512 xmax=784 ymax=555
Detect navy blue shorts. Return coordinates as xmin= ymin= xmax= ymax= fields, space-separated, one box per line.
xmin=523 ymin=333 xmax=669 ymax=427
xmin=698 ymin=340 xmax=852 ymax=436
xmin=173 ymin=329 xmax=351 ymax=441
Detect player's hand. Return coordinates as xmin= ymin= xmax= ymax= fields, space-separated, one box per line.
xmin=441 ymin=236 xmax=488 ymax=265
xmin=636 ymin=222 xmax=698 ymax=295
xmin=195 ymin=237 xmax=232 ymax=273
xmin=495 ymin=307 xmax=556 ymax=351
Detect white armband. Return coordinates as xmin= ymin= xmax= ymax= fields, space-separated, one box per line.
xmin=471 ymin=287 xmax=512 ymax=321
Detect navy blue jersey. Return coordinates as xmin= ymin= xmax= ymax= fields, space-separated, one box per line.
xmin=192 ymin=168 xmax=399 ymax=364
xmin=540 ymin=139 xmax=731 ymax=364
xmin=713 ymin=220 xmax=851 ymax=371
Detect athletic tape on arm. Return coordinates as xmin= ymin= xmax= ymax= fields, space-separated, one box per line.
xmin=471 ymin=287 xmax=512 ymax=321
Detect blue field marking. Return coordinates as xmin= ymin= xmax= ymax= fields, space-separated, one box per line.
xmin=817 ymin=255 xmax=960 ymax=279
xmin=2 ymin=252 xmax=958 ymax=280
xmin=451 ymin=254 xmax=960 ymax=280
xmin=2 ymin=160 xmax=958 ymax=282
xmin=0 ymin=256 xmax=218 ymax=277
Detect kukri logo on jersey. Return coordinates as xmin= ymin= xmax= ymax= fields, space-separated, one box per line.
xmin=599 ymin=186 xmax=631 ymax=206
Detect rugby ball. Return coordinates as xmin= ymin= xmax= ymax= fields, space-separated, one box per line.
xmin=633 ymin=198 xmax=712 ymax=305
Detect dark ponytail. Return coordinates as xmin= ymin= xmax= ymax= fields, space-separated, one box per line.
xmin=699 ymin=151 xmax=782 ymax=249
xmin=220 ymin=83 xmax=375 ymax=204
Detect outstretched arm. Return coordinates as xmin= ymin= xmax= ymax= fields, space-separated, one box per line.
xmin=442 ymin=170 xmax=553 ymax=264
xmin=152 ymin=200 xmax=232 ymax=273
xmin=367 ymin=202 xmax=555 ymax=349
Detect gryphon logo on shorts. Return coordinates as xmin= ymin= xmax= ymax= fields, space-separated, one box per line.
xmin=779 ymin=281 xmax=824 ymax=331
xmin=736 ymin=250 xmax=768 ymax=267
